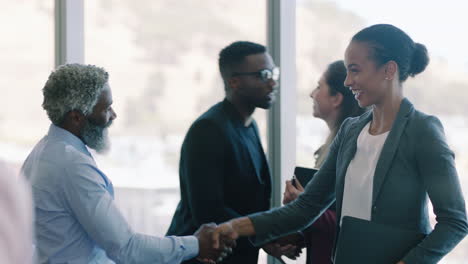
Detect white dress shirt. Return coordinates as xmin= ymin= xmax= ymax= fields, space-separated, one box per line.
xmin=341 ymin=122 xmax=389 ymax=224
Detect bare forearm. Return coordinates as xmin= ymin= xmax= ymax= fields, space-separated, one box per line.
xmin=212 ymin=216 xmax=256 ymax=250
xmin=231 ymin=217 xmax=256 ymax=237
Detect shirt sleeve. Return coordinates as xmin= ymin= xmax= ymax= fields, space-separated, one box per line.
xmin=61 ymin=162 xmax=199 ymax=264
xmin=402 ymin=116 xmax=468 ymax=264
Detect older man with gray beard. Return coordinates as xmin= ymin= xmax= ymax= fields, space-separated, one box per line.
xmin=21 ymin=64 xmax=230 ymax=264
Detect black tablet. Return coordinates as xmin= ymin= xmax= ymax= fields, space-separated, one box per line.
xmin=293 ymin=166 xmax=317 ymax=187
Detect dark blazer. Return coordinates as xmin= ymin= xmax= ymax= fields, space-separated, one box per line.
xmin=250 ymin=98 xmax=468 ymax=264
xmin=167 ymin=99 xmax=271 ymax=264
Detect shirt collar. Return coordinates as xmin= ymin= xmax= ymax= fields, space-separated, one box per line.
xmin=47 ymin=124 xmax=91 ymax=156
xmin=222 ymin=99 xmax=253 ymax=128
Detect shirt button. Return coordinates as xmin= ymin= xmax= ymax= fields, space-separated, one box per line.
xmin=372 ymin=205 xmax=377 ymax=213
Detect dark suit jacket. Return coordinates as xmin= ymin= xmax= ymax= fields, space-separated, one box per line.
xmin=167 ymin=99 xmax=271 ymax=264
xmin=250 ymin=98 xmax=468 ymax=264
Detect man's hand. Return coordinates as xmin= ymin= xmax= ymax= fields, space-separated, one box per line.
xmin=276 ymin=232 xmax=306 ymax=249
xmin=283 ymin=179 xmax=304 ymax=204
xmin=194 ymin=223 xmax=224 ymax=263
xmin=195 ymin=222 xmax=237 ymax=263
xmin=262 ymin=242 xmax=302 ymax=261
xmin=396 ymin=262 xmax=405 ymax=264
xmin=263 ymin=232 xmax=305 ymax=260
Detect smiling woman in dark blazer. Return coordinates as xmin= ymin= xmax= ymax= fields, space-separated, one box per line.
xmin=212 ymin=24 xmax=468 ymax=264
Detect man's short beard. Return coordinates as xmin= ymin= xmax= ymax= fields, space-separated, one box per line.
xmin=81 ymin=119 xmax=113 ymax=154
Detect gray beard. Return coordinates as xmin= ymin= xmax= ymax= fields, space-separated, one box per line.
xmin=81 ymin=119 xmax=112 ymax=154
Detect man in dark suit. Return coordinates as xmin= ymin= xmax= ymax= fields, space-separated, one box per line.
xmin=167 ymin=41 xmax=279 ymax=264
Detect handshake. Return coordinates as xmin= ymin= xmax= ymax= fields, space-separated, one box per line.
xmin=194 ymin=223 xmax=238 ymax=263
xmin=194 ymin=221 xmax=303 ymax=263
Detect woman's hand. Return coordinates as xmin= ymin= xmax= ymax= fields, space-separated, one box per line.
xmin=283 ymin=179 xmax=304 ymax=205
xmin=211 ymin=221 xmax=238 ymax=250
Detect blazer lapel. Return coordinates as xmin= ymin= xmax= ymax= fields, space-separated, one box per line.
xmin=244 ymin=121 xmax=266 ymax=184
xmin=222 ymin=100 xmax=265 ymax=184
xmin=372 ymin=98 xmax=413 ymax=204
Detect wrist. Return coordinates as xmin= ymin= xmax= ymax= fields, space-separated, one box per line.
xmin=231 ymin=217 xmax=255 ymax=237
xmin=183 ymin=236 xmax=201 ymax=260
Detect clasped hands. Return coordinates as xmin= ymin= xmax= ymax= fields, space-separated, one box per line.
xmin=197 ymin=221 xmax=303 ymax=263
xmin=194 ymin=223 xmax=237 ymax=263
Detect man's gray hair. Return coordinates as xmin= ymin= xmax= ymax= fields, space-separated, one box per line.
xmin=42 ymin=63 xmax=109 ymax=125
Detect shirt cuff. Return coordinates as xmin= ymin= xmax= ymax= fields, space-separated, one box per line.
xmin=248 ymin=212 xmax=279 ymax=246
xmin=181 ymin=235 xmax=199 ymax=261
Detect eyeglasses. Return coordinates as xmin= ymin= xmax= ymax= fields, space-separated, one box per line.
xmin=232 ymin=67 xmax=280 ymax=82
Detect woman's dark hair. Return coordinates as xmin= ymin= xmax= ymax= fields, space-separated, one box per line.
xmin=352 ymin=24 xmax=430 ymax=82
xmin=325 ymin=60 xmax=365 ymax=127
xmin=314 ymin=60 xmax=366 ymax=167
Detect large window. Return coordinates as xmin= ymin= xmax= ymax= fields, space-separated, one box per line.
xmin=296 ymin=0 xmax=361 ymax=167
xmin=0 ymin=0 xmax=53 ymax=170
xmin=296 ymin=1 xmax=468 ymax=263
xmin=5 ymin=1 xmax=466 ymax=263
xmin=85 ymin=0 xmax=268 ymax=259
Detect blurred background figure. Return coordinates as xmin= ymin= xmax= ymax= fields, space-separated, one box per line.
xmin=167 ymin=41 xmax=279 ymax=264
xmin=0 ymin=161 xmax=33 ymax=264
xmin=283 ymin=60 xmax=366 ymax=264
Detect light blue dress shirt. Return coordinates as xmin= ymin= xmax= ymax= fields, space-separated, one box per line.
xmin=22 ymin=125 xmax=199 ymax=264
